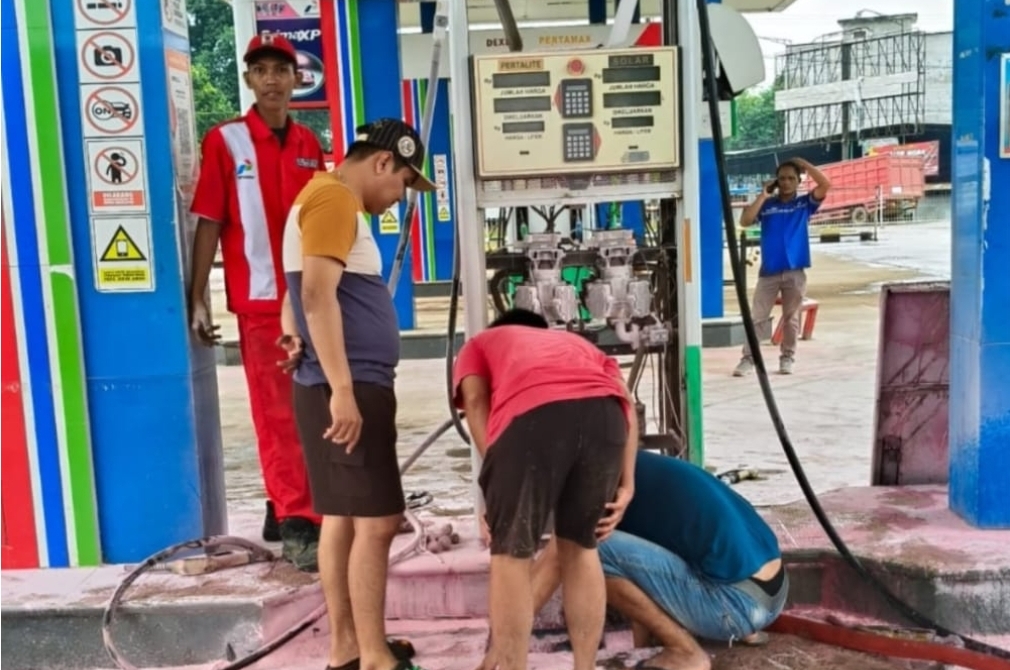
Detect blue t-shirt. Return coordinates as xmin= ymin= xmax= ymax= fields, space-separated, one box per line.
xmin=617 ymin=451 xmax=781 ymax=584
xmin=757 ymin=194 xmax=821 ymax=276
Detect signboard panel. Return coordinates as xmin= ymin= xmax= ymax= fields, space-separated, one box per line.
xmin=91 ymin=216 xmax=155 ymax=292
xmin=76 ymin=29 xmax=140 ymax=84
xmin=471 ymin=47 xmax=680 ymax=178
xmin=74 ymin=0 xmax=137 ymax=30
xmin=85 ymin=138 xmax=148 ymax=214
xmin=255 ymin=16 xmax=327 ymax=106
xmin=162 ymin=0 xmax=189 ymax=37
xmin=400 ymin=24 xmax=655 ymax=80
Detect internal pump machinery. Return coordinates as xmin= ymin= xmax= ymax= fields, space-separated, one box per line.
xmin=512 ymin=230 xmax=670 ymax=350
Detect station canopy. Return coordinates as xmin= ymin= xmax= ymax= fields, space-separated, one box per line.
xmin=397 ymin=0 xmax=797 ymax=28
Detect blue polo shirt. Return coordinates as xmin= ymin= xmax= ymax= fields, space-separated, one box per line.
xmin=757 ymin=194 xmax=821 ymax=276
xmin=616 ymin=451 xmax=781 ymax=584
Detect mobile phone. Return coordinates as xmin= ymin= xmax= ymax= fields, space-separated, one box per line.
xmin=766 ymin=180 xmax=779 ymax=195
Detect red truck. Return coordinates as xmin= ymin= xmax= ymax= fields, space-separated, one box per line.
xmin=802 ymin=154 xmax=926 ymax=226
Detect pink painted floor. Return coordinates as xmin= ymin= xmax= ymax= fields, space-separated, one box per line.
xmin=5 ymin=485 xmax=1008 ymax=669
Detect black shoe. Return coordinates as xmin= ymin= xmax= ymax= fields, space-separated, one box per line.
xmin=262 ymin=500 xmax=281 ymax=542
xmin=279 ymin=517 xmax=319 ymax=572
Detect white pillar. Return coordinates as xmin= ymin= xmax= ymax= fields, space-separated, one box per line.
xmin=230 ymin=0 xmax=257 ymax=112
xmin=446 ymin=0 xmax=488 ymax=529
xmin=676 ymin=0 xmax=705 ymax=459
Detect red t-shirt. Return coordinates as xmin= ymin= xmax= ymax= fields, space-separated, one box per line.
xmin=190 ymin=107 xmax=325 ymax=315
xmin=452 ymin=326 xmax=631 ymax=449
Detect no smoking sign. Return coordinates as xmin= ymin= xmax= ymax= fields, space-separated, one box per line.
xmin=76 ymin=29 xmax=139 ymax=84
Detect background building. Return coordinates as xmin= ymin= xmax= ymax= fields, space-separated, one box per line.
xmin=728 ymin=11 xmax=952 ymax=184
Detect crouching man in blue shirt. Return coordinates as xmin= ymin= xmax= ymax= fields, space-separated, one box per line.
xmin=529 ymin=450 xmax=788 ymax=670
xmin=734 ymin=157 xmax=831 ymax=376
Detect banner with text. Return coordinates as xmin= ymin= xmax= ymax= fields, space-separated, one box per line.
xmin=255 ymin=14 xmax=327 ymax=107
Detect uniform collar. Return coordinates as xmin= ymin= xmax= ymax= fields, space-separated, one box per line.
xmin=244 ymin=105 xmax=289 ymax=140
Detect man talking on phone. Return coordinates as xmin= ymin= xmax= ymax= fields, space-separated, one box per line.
xmin=733 ymin=158 xmax=831 ymax=376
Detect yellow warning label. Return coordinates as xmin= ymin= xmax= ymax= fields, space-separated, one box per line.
xmin=100 ymin=225 xmax=147 ymax=262
xmin=437 ymin=206 xmax=451 ymax=222
xmin=379 ymin=209 xmax=400 ymax=234
xmin=99 ymin=267 xmax=150 ymax=285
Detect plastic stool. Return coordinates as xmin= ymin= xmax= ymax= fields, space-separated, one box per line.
xmin=771 ymin=297 xmax=819 ymax=345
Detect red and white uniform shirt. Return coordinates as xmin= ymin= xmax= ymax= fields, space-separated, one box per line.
xmin=191 ymin=107 xmax=325 ymax=315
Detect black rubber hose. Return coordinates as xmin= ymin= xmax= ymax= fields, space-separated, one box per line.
xmin=694 ymin=0 xmax=1007 ymax=659
xmin=446 ymin=231 xmax=472 ymax=444
xmin=490 ymin=269 xmax=513 ymax=315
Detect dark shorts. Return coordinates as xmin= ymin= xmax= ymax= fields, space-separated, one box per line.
xmin=292 ymin=382 xmax=405 ymax=518
xmin=479 ymin=396 xmax=627 ymax=558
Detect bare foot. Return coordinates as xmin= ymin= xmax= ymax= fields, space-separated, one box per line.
xmin=640 ymin=648 xmax=712 ymax=670
xmin=740 ymin=631 xmax=769 ymax=646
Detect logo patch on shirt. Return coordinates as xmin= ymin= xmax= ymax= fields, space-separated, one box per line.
xmin=235 ymin=159 xmax=255 ymax=179
xmin=296 ymin=157 xmax=320 ymax=169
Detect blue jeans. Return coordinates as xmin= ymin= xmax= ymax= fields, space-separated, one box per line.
xmin=598 ymin=531 xmax=788 ymax=643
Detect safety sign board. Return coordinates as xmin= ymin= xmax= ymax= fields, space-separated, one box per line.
xmin=166 ymin=49 xmax=198 ymax=199
xmin=255 ymin=1 xmax=320 ymax=20
xmin=161 ymin=0 xmax=189 ymax=38
xmin=74 ymin=0 xmax=136 ymax=30
xmin=92 ymin=216 xmax=154 ymax=292
xmin=77 ymin=29 xmax=139 ymax=85
xmin=433 ymin=154 xmax=451 ymax=221
xmin=379 ymin=208 xmax=400 ymax=234
xmin=81 ymin=83 xmax=144 ymax=137
xmin=85 ymin=138 xmax=148 ymax=214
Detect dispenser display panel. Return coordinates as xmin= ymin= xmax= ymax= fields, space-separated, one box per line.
xmin=471 ymin=47 xmax=680 ymax=178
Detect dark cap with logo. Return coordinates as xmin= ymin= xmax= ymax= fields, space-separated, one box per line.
xmin=244 ymin=32 xmax=298 ymax=66
xmin=353 ymin=119 xmax=438 ymax=192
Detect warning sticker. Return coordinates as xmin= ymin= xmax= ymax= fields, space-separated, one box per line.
xmin=77 ymin=29 xmax=139 ymax=85
xmin=433 ymin=154 xmax=451 ymax=221
xmin=92 ymin=216 xmax=154 ymax=292
xmin=81 ymin=83 xmax=144 ymax=138
xmin=379 ymin=208 xmax=400 ymax=234
xmin=85 ymin=138 xmax=147 ymax=214
xmin=74 ymin=0 xmax=136 ymax=30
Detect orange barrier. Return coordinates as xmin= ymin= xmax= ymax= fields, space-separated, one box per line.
xmin=771 ymin=297 xmax=819 ymax=345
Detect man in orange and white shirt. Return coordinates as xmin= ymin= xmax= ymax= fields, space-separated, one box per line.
xmin=188 ymin=32 xmax=324 ymax=571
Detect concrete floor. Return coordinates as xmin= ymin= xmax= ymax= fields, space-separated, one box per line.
xmin=213 ymin=221 xmax=951 ymax=511
xmin=9 ymin=221 xmax=990 ymax=670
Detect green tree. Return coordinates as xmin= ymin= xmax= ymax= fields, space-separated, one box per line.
xmin=187 ymin=0 xmax=240 ymax=138
xmin=290 ymin=109 xmax=334 ymax=154
xmin=191 ymin=61 xmax=235 ymax=138
xmin=727 ymin=87 xmax=778 ymax=151
xmin=185 ymin=1 xmax=335 ymax=151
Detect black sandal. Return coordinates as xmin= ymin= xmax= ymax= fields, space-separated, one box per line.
xmin=326 ymin=639 xmax=416 ymax=670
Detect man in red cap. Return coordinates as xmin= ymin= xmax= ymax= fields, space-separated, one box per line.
xmin=189 ymin=31 xmax=325 ymax=571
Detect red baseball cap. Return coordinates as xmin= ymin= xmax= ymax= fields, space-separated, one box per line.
xmin=244 ymin=32 xmax=297 ymax=65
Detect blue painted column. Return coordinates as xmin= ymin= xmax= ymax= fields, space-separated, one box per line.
xmin=50 ymin=0 xmax=226 ymax=561
xmin=356 ymin=0 xmax=415 ymax=328
xmin=948 ymin=0 xmax=1010 ymax=528
xmin=699 ymin=0 xmax=724 ymax=319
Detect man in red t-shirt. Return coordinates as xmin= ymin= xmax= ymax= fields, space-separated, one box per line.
xmin=189 ymin=32 xmax=325 ymax=571
xmin=453 ymin=309 xmax=639 ymax=670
